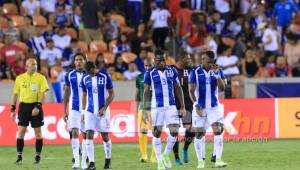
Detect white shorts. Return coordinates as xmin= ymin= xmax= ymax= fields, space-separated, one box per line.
xmin=68 ymin=110 xmax=85 ymax=132
xmin=84 ymin=109 xmax=110 ymax=132
xmin=151 ymin=106 xmax=180 ymax=127
xmin=192 ymin=106 xmax=224 ymax=129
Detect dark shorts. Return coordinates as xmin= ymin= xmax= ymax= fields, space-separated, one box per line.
xmin=181 ymin=108 xmax=192 ymax=125
xmin=18 ymin=103 xmax=44 ymax=128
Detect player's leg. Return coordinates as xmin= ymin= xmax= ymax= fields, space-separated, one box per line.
xmin=69 ymin=111 xmax=81 ymax=168
xmin=163 ymin=124 xmax=179 ymax=168
xmin=138 ymin=109 xmax=148 ymax=162
xmin=101 ymin=132 xmax=111 ymax=169
xmin=212 ymin=122 xmax=227 ymax=168
xmin=152 ymin=126 xmax=164 ymax=170
xmin=15 ymin=126 xmax=27 ymax=164
xmin=81 ymin=132 xmax=88 ymax=169
xmin=85 ymin=112 xmax=96 ymax=170
xmin=33 ymin=127 xmax=43 ymax=164
xmin=147 ymin=111 xmax=156 ymax=163
xmin=182 ymin=125 xmax=196 ymax=163
xmin=172 ymin=138 xmax=182 ymax=165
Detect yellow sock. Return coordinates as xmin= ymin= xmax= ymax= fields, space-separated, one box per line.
xmin=150 ymin=144 xmax=157 ymax=163
xmin=139 ymin=134 xmax=148 ymax=160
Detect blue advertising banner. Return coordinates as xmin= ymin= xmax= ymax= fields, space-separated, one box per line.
xmin=257 ymin=83 xmax=300 ymax=98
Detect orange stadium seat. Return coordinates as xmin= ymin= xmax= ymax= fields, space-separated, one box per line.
xmin=77 ymin=41 xmax=89 ymax=53
xmin=11 ymin=16 xmax=26 ymax=28
xmin=66 ymin=28 xmax=78 ymax=39
xmin=50 ymin=65 xmax=63 ymax=80
xmin=121 ymin=52 xmax=137 ymax=63
xmin=166 ymin=57 xmax=176 ymax=66
xmin=0 ymin=43 xmax=4 ymax=49
xmin=3 ymin=3 xmax=19 ymax=16
xmin=89 ymin=40 xmax=107 ymax=53
xmin=111 ymin=14 xmax=126 ymax=26
xmin=147 ymin=52 xmax=155 ymax=60
xmin=14 ymin=41 xmax=28 ymax=52
xmin=86 ymin=52 xmax=97 ymax=62
xmin=103 ymin=52 xmax=115 ymax=64
xmin=0 ymin=17 xmax=9 ymax=29
xmin=108 ymin=40 xmax=117 ymax=52
xmin=32 ymin=15 xmax=48 ymax=27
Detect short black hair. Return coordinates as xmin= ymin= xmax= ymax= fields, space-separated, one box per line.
xmin=205 ymin=51 xmax=215 ymax=59
xmin=85 ymin=61 xmax=95 ymax=71
xmin=74 ymin=52 xmax=86 ymax=60
xmin=46 ymin=38 xmax=54 ymax=43
xmin=155 ymin=49 xmax=165 ymax=59
xmin=180 ymin=1 xmax=188 ymax=8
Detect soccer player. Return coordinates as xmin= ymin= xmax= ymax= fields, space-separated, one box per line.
xmin=63 ymin=52 xmax=88 ymax=169
xmin=172 ymin=53 xmax=195 ymax=165
xmin=11 ymin=58 xmax=49 ymax=164
xmin=189 ymin=51 xmax=227 ymax=168
xmin=142 ymin=50 xmax=186 ymax=170
xmin=81 ymin=61 xmax=114 ymax=170
xmin=136 ymin=58 xmax=156 ymax=163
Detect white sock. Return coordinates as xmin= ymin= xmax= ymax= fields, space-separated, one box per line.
xmin=214 ymin=135 xmax=223 ymax=159
xmin=71 ymin=138 xmax=80 ymax=163
xmin=164 ymin=135 xmax=177 ymax=155
xmin=85 ymin=139 xmax=95 ymax=162
xmin=81 ymin=139 xmax=87 ymax=166
xmin=103 ymin=140 xmax=112 ymax=159
xmin=152 ymin=137 xmax=162 ymax=162
xmin=194 ymin=138 xmax=204 ymax=161
xmin=202 ymin=136 xmax=206 ymax=159
xmin=213 ymin=136 xmax=216 ymax=156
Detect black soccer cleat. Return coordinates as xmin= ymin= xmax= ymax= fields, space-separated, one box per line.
xmin=34 ymin=155 xmax=41 ymax=164
xmin=72 ymin=157 xmax=75 ymax=163
xmin=211 ymin=155 xmax=216 ymax=163
xmin=15 ymin=155 xmax=22 ymax=165
xmin=87 ymin=162 xmax=96 ymax=170
xmin=104 ymin=158 xmax=111 ymax=169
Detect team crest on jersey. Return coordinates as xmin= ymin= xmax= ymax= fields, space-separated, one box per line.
xmin=92 ymin=86 xmax=98 ymax=93
xmin=98 ymin=77 xmax=104 ymax=85
xmin=166 ymin=70 xmax=174 ymax=77
xmin=183 ymin=69 xmax=189 ymax=76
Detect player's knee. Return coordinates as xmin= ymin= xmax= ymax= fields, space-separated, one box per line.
xmin=153 ymin=127 xmax=162 ymax=138
xmin=72 ymin=129 xmax=79 ymax=138
xmin=195 ymin=131 xmax=205 ymax=139
xmin=101 ymin=132 xmax=110 ymax=142
xmin=140 ymin=129 xmax=148 ymax=134
xmin=212 ymin=122 xmax=224 ymax=135
xmin=86 ymin=130 xmax=94 ymax=139
xmin=170 ymin=132 xmax=178 ymax=137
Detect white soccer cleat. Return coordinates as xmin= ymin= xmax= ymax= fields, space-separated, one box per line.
xmin=162 ymin=153 xmax=172 ymax=168
xmin=214 ymin=158 xmax=227 ymax=168
xmin=81 ymin=163 xmax=87 ymax=170
xmin=72 ymin=162 xmax=80 ymax=169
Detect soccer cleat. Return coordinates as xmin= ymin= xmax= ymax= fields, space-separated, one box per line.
xmin=87 ymin=162 xmax=96 ymax=170
xmin=157 ymin=161 xmax=166 ymax=170
xmin=214 ymin=158 xmax=227 ymax=168
xmin=197 ymin=159 xmax=205 ymax=169
xmin=72 ymin=162 xmax=80 ymax=169
xmin=140 ymin=158 xmax=148 ymax=163
xmin=150 ymin=157 xmax=157 ymax=163
xmin=15 ymin=155 xmax=22 ymax=165
xmin=104 ymin=158 xmax=111 ymax=169
xmin=182 ymin=149 xmax=189 ymax=163
xmin=81 ymin=163 xmax=88 ymax=170
xmin=175 ymin=158 xmax=183 ymax=165
xmin=162 ymin=153 xmax=172 ymax=168
xmin=34 ymin=155 xmax=41 ymax=164
xmin=211 ymin=155 xmax=216 ymax=163
xmin=72 ymin=157 xmax=75 ymax=163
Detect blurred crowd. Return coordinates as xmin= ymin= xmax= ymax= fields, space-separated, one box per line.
xmin=1 ymin=0 xmax=300 ymax=83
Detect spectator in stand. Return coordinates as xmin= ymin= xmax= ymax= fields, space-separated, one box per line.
xmin=265 ymin=54 xmax=276 ymax=75
xmin=134 ymin=49 xmax=147 ymax=72
xmin=95 ymin=53 xmax=107 ymax=73
xmin=249 ymin=3 xmax=268 ymax=43
xmin=206 ymin=33 xmax=218 ymax=57
xmin=258 ymin=22 xmax=280 ymax=59
xmin=3 ymin=18 xmax=19 ymax=40
xmin=269 ymin=56 xmax=292 ymax=77
xmin=189 ymin=0 xmax=207 ymax=11
xmin=81 ymin=0 xmax=104 ymax=43
xmin=228 ymin=15 xmax=243 ymax=36
xmin=40 ymin=0 xmax=56 ymax=16
xmin=127 ymin=0 xmax=142 ymax=28
xmin=114 ymin=54 xmax=128 ymax=73
xmin=9 ymin=53 xmax=26 ymax=79
xmin=20 ymin=16 xmax=35 ymax=42
xmin=21 ymin=0 xmax=40 ymax=16
xmin=240 ymin=0 xmax=256 ymax=15
xmin=123 ymin=62 xmax=141 ymax=80
xmin=0 ymin=35 xmax=25 ymax=66
xmin=284 ymin=32 xmax=300 ymax=69
xmin=52 ymin=27 xmax=71 ymax=50
xmin=113 ymin=33 xmax=131 ymax=55
xmin=50 ymin=5 xmax=71 ymax=28
xmin=62 ymin=39 xmax=80 ymax=70
xmin=176 ymin=1 xmax=192 ymax=47
xmin=216 ymin=45 xmax=240 ymax=77
xmin=167 ymin=0 xmax=181 ymax=25
xmin=40 ymin=39 xmax=62 ymax=70
xmin=292 ymin=58 xmax=300 ymax=77
xmin=273 ymin=0 xmax=299 ymax=34
xmin=56 ymin=0 xmax=73 ymax=14
xmin=214 ymin=0 xmax=233 ymax=26
xmin=43 ymin=25 xmax=55 ymax=40
xmin=131 ymin=23 xmax=153 ymax=55
xmin=149 ymin=2 xmax=170 ymax=50
xmin=27 ymin=28 xmax=46 ymax=58
xmin=107 ymin=65 xmax=123 ymax=81
xmin=241 ymin=49 xmax=261 ymax=78
xmin=103 ymin=12 xmax=119 ymax=44
xmin=71 ymin=6 xmax=83 ymax=34
xmin=207 ymin=12 xmax=226 ymax=36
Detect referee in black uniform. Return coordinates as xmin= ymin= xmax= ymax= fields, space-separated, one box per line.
xmin=173 ymin=53 xmax=196 ymax=165
xmin=10 ymin=58 xmax=49 ymax=164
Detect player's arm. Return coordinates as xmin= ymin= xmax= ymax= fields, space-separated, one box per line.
xmin=174 ymin=83 xmax=185 ymax=110
xmin=216 ymin=76 xmax=225 ymax=91
xmin=104 ymin=88 xmax=114 ymax=110
xmin=135 ymin=88 xmax=140 ymax=113
xmin=189 ymin=83 xmax=196 ymax=103
xmin=33 ymin=76 xmax=49 ymax=116
xmin=142 ymin=84 xmax=151 ymax=123
xmin=63 ymin=85 xmax=70 ymax=121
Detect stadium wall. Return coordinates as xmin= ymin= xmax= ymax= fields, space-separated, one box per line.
xmin=0 ymin=98 xmax=299 ymax=146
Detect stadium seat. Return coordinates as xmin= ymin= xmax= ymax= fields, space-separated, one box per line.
xmin=66 ymin=28 xmax=78 ymax=39
xmin=50 ymin=65 xmax=63 ymax=80
xmin=0 ymin=43 xmax=4 ymax=49
xmin=11 ymin=16 xmax=26 ymax=28
xmin=166 ymin=57 xmax=176 ymax=66
xmin=13 ymin=41 xmax=28 ymax=52
xmin=32 ymin=15 xmax=48 ymax=27
xmin=147 ymin=52 xmax=155 ymax=60
xmin=77 ymin=41 xmax=89 ymax=53
xmin=103 ymin=52 xmax=115 ymax=64
xmin=86 ymin=52 xmax=97 ymax=62
xmin=3 ymin=3 xmax=19 ymax=16
xmin=121 ymin=52 xmax=137 ymax=63
xmin=109 ymin=40 xmax=117 ymax=52
xmin=111 ymin=14 xmax=126 ymax=26
xmin=89 ymin=40 xmax=107 ymax=53
xmin=0 ymin=17 xmax=9 ymax=29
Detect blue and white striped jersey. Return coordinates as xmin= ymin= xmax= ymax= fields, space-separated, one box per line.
xmin=189 ymin=66 xmax=222 ymax=109
xmin=81 ymin=72 xmax=113 ymax=114
xmin=144 ymin=66 xmax=180 ymax=108
xmin=65 ymin=69 xmax=87 ymax=112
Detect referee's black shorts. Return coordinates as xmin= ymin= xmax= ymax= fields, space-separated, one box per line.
xmin=18 ymin=103 xmax=44 ymax=128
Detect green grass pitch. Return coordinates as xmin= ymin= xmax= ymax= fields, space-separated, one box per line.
xmin=0 ymin=139 xmax=299 ymax=170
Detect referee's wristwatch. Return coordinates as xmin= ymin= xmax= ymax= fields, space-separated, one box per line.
xmin=11 ymin=105 xmax=16 ymax=112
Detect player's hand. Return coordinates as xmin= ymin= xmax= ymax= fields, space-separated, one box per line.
xmin=98 ymin=107 xmax=106 ymax=117
xmin=63 ymin=112 xmax=68 ymax=122
xmin=196 ymin=106 xmax=204 ymax=117
xmin=212 ymin=64 xmax=219 ymax=74
xmin=10 ymin=111 xmax=16 ymax=121
xmin=32 ymin=107 xmax=39 ymax=116
xmin=142 ymin=110 xmax=149 ymax=124
xmin=179 ymin=107 xmax=187 ymax=118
